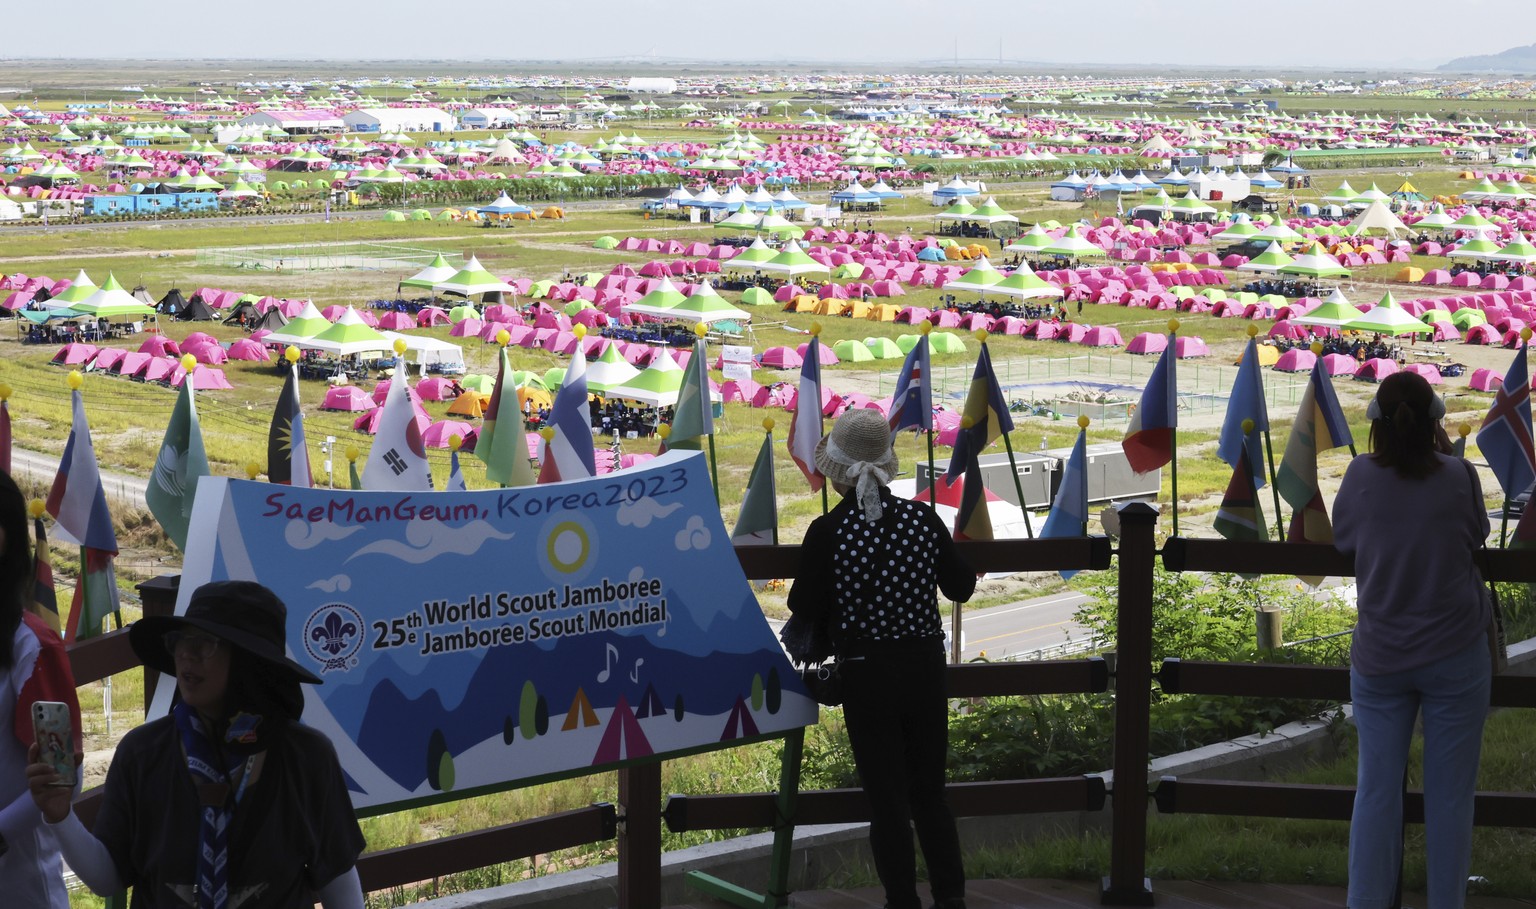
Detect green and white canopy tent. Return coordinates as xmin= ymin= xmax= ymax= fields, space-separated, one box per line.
xmin=1450 ymin=211 xmax=1497 ymax=234
xmin=629 ymin=277 xmax=689 ymax=312
xmin=635 ymin=284 xmax=752 ymax=326
xmin=946 ymin=257 xmax=1008 ymax=293
xmin=1004 ymin=223 xmax=1055 ymax=252
xmin=1040 ymin=225 xmax=1105 ymax=259
xmin=934 ymin=198 xmax=978 ymax=222
xmin=1249 ymin=221 xmax=1304 ymax=244
xmin=263 ymin=301 xmax=334 ymax=347
xmin=1291 ymin=289 xmax=1366 ymax=330
xmin=1277 ymin=242 xmax=1351 ymax=278
xmin=1321 ymin=181 xmax=1358 ymax=205
xmin=400 ymin=253 xmax=459 ymax=290
xmin=1447 ymin=236 xmax=1502 ymax=259
xmin=1344 ymin=292 xmax=1432 ymax=336
xmin=72 ymin=273 xmax=157 ymax=320
xmin=1236 ymin=242 xmax=1295 ymax=274
xmin=715 ymin=204 xmax=762 ymax=231
xmin=1413 ymin=204 xmax=1456 ymax=230
xmin=44 ymin=270 xmax=98 ymax=308
xmin=299 ymin=307 xmax=396 ymax=357
xmin=757 ymin=241 xmax=828 ymax=277
xmin=966 ymin=197 xmax=1019 ymax=225
xmin=1491 ymin=234 xmax=1536 ymax=265
xmin=584 ymin=344 xmax=642 ymax=394
xmin=433 ymin=255 xmax=516 ymax=299
xmin=1168 ymin=191 xmax=1217 ymax=218
xmin=755 ymin=209 xmax=804 ymax=239
xmin=1212 ymin=220 xmax=1260 ymax=243
xmin=604 ymin=348 xmax=702 ymax=408
xmin=729 ymin=237 xmax=779 ymax=266
xmin=992 ymin=261 xmax=1065 ymax=300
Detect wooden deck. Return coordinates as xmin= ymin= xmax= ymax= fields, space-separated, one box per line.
xmin=669 ymin=878 xmax=1536 ymax=908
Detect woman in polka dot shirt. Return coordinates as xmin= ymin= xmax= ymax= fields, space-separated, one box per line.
xmin=790 ymin=409 xmax=976 ymax=909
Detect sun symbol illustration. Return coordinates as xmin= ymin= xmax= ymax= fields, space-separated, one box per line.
xmin=545 ymin=520 xmax=592 ymax=575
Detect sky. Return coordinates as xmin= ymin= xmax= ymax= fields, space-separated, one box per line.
xmin=4 ymin=1 xmax=1527 ymax=71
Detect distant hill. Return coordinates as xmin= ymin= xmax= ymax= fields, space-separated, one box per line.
xmin=1440 ymin=44 xmax=1536 ymax=73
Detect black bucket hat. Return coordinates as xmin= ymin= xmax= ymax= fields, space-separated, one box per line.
xmin=130 ymin=580 xmax=322 ymax=684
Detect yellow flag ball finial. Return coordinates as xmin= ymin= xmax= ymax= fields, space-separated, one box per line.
xmin=346 ymin=445 xmax=360 ymax=462
xmin=657 ymin=424 xmax=672 ymax=440
xmin=393 ymin=338 xmax=408 ymax=356
xmin=496 ymin=329 xmax=511 ymax=347
xmin=1167 ymin=318 xmax=1180 ymax=333
xmin=1524 ymin=327 xmax=1533 ymax=342
xmin=693 ymin=322 xmax=708 ymax=338
xmin=539 ymin=427 xmax=555 ymax=442
xmin=974 ymin=328 xmax=990 ymax=343
xmin=960 ymin=416 xmax=975 ymax=430
xmin=1078 ymin=414 xmax=1090 ymax=429
xmin=1242 ymin=418 xmax=1255 ymax=434
xmin=809 ymin=321 xmax=822 ymax=337
xmin=449 ymin=434 xmax=463 ymax=452
xmin=285 ymin=346 xmax=300 ymax=364
xmin=0 ymin=383 xmax=11 ymax=402
xmin=245 ymin=461 xmax=260 ymax=480
xmin=28 ymin=499 xmax=45 ymax=520
xmin=180 ymin=353 xmax=198 ymax=372
xmin=919 ymin=321 xmax=932 ymax=336
xmin=1247 ymin=324 xmax=1259 ymax=338
xmin=67 ymin=371 xmax=83 ymax=391
xmin=1310 ymin=341 xmax=1324 ymax=355
xmin=1459 ymin=423 xmax=1472 ymax=439
xmin=573 ymin=323 xmax=587 ymax=340
xmin=762 ymin=417 xmax=775 ymax=432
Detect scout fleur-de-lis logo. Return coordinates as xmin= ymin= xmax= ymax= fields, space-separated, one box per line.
xmin=302 ymin=603 xmax=363 ymax=673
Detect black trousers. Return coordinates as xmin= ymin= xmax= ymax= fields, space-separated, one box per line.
xmin=841 ymin=648 xmax=965 ymax=909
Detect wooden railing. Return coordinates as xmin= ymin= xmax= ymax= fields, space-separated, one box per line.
xmin=62 ymin=508 xmax=1536 ymax=907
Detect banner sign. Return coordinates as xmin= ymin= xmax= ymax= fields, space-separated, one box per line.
xmin=159 ymin=451 xmax=816 ymax=810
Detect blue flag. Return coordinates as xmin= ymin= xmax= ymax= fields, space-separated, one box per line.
xmin=1039 ymin=429 xmax=1088 ymax=580
xmin=1218 ymin=336 xmax=1270 ymax=487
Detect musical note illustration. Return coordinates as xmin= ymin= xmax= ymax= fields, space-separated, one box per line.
xmin=597 ymin=643 xmax=619 ymax=683
xmin=629 ymin=658 xmax=645 ymax=683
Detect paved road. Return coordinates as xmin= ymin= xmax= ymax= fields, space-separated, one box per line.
xmin=9 ymin=447 xmax=146 ymax=511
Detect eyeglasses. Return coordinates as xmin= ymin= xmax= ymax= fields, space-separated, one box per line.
xmin=164 ymin=631 xmax=224 ymax=662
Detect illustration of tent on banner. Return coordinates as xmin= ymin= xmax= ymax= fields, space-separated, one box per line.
xmin=562 ymin=688 xmax=599 ymax=730
xmin=720 ymin=696 xmax=760 ymax=741
xmin=593 ymin=696 xmax=654 ymax=763
xmin=633 ymin=684 xmax=667 ymax=719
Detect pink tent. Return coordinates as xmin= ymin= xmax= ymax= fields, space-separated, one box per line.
xmin=1469 ymin=367 xmax=1504 ymax=391
xmin=1174 ymin=336 xmax=1210 ymax=359
xmin=1354 ymin=358 xmax=1399 ymax=382
xmin=376 ymin=311 xmax=417 ymax=330
xmin=1125 ymin=332 xmax=1167 ymax=355
xmin=760 ymin=346 xmax=803 ymax=369
xmin=1274 ymin=349 xmax=1317 ymax=373
xmin=227 ymin=339 xmax=271 ymax=361
xmin=92 ymin=348 xmax=126 ymax=371
xmin=417 ymin=307 xmax=449 ymax=327
xmin=183 ymin=332 xmax=217 ymax=349
xmin=1057 ymin=323 xmax=1089 ymax=343
xmin=1400 ymin=363 xmax=1443 ymax=385
xmin=111 ymin=351 xmax=153 ymax=377
xmin=184 ymin=366 xmax=233 ymax=390
xmin=750 ymin=383 xmax=796 ymax=408
xmin=1079 ymin=326 xmax=1123 ymax=347
xmin=720 ymin=378 xmax=763 ymax=404
xmin=449 ymin=318 xmax=485 ymax=338
xmin=1321 ymin=353 xmax=1359 ymax=376
xmin=51 ymin=343 xmax=99 ymax=366
xmin=422 ymin=420 xmax=477 ymax=449
xmin=415 ymin=377 xmax=457 ymax=401
xmin=321 ymin=384 xmax=375 ymax=412
xmin=1465 ymin=324 xmax=1500 ymax=345
xmin=994 ymin=316 xmax=1029 ymax=335
xmin=138 ymin=335 xmax=180 ymax=356
xmin=141 ymin=358 xmax=177 ymax=383
xmin=354 ymin=406 xmax=430 ymax=437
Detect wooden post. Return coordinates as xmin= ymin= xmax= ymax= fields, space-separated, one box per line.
xmin=1102 ymin=502 xmax=1156 ymax=905
xmin=618 ymin=762 xmax=663 ymax=909
xmin=1256 ymin=609 xmax=1283 ymax=651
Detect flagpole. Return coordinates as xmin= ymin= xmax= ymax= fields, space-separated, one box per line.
xmin=766 ymin=422 xmax=779 ymax=546
xmin=1262 ymin=428 xmax=1285 ymax=540
xmin=1244 ymin=420 xmax=1267 ymax=544
xmin=925 ymin=430 xmax=937 ymax=506
xmin=1000 ymin=431 xmax=1035 ymax=538
xmin=706 ymin=433 xmax=720 ymax=501
xmin=1168 ymin=320 xmax=1180 ymax=538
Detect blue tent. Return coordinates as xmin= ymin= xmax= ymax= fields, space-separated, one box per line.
xmin=476 ymin=192 xmax=532 ymax=216
xmin=917 ymin=247 xmax=947 ymax=261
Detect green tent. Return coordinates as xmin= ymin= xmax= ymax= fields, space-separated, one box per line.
xmin=929 ymin=332 xmax=967 ymax=355
xmin=864 ymin=337 xmax=904 ymax=359
xmin=738 ymin=287 xmax=775 ymax=306
xmin=831 ymin=339 xmax=875 ymax=363
xmin=593 ymin=236 xmax=620 ymax=249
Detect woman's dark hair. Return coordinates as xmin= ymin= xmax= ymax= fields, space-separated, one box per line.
xmin=1 ymin=471 xmax=33 ymax=669
xmin=1368 ymin=371 xmax=1442 ymax=480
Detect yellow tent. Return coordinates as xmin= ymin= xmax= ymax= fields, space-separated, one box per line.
xmin=813 ymin=298 xmax=847 ymax=317
xmin=541 ymin=206 xmax=565 ymax=220
xmin=446 ymin=391 xmax=490 ymax=418
xmin=517 ymin=386 xmax=552 ymax=412
xmin=1235 ymin=344 xmax=1280 ymax=367
xmin=1395 ymin=266 xmax=1425 ymax=283
xmin=866 ymin=304 xmax=900 ymax=322
xmin=784 ymin=295 xmax=818 ymax=313
xmin=842 ymin=299 xmax=872 ymax=319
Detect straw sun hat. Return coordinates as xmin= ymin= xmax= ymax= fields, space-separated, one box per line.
xmin=814 ymin=409 xmax=899 ymax=521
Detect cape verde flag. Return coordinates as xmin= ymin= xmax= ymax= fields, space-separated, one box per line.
xmin=888 ymin=333 xmax=932 ymax=436
xmin=1476 ymin=348 xmax=1534 ymax=501
xmin=1122 ymin=341 xmax=1177 ymax=475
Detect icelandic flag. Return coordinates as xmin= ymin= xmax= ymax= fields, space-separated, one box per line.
xmin=145 ymin=369 xmax=210 ymax=552
xmin=477 ymin=346 xmax=536 ymax=488
xmin=538 ymin=345 xmax=596 ymax=483
xmin=1038 ymin=428 xmax=1089 ymax=580
xmin=363 ymin=364 xmax=433 ymax=491
xmin=1122 ymin=340 xmax=1177 ymax=475
xmin=45 ymin=390 xmax=120 ymax=642
xmin=731 ymin=431 xmax=778 ymax=546
xmin=786 ymin=337 xmax=824 ymax=491
xmin=945 ymin=341 xmax=1014 ymax=482
xmin=268 ymin=366 xmax=311 ymax=487
xmin=888 ymin=333 xmax=933 ymax=437
xmin=667 ymin=338 xmax=714 ymax=450
xmin=1218 ymin=336 xmax=1270 ymax=487
xmin=1275 ymin=359 xmax=1353 ymax=547
xmin=1476 ymin=348 xmax=1534 ymax=501
xmin=31 ymin=514 xmax=60 ymax=635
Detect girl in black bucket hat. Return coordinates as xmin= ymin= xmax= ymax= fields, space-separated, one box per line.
xmin=27 ymin=580 xmax=366 ymax=909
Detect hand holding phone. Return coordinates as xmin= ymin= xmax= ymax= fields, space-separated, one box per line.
xmin=32 ymin=701 xmax=76 ymax=789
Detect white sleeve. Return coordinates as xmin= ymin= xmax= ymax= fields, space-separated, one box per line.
xmin=47 ymin=811 xmax=126 ymax=894
xmin=317 ymin=866 xmax=365 ymax=909
xmin=0 ymin=793 xmax=43 ymax=845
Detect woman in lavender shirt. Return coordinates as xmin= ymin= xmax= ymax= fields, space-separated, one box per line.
xmin=1333 ymin=371 xmax=1490 ymax=909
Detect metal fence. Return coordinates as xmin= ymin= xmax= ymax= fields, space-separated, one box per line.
xmin=195 ymin=242 xmax=452 ymax=273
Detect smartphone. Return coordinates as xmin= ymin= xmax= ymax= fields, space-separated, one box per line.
xmin=32 ymin=701 xmax=76 ymax=789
